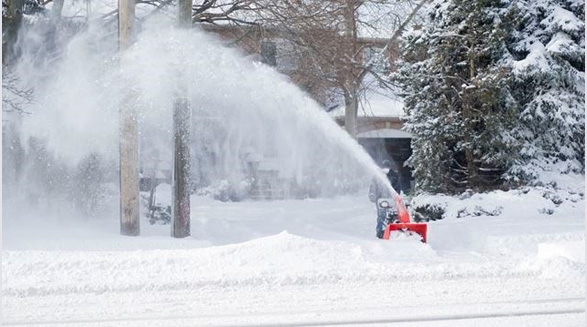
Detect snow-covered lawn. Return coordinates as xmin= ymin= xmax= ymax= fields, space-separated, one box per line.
xmin=2 ymin=185 xmax=585 ymax=326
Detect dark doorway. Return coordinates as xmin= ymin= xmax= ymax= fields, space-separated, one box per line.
xmin=359 ymin=137 xmax=413 ymax=193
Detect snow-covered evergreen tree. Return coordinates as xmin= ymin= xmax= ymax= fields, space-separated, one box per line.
xmin=397 ymin=0 xmax=519 ymax=194
xmin=507 ymin=0 xmax=585 ymax=182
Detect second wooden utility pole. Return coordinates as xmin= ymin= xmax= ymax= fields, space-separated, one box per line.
xmin=171 ymin=0 xmax=192 ymax=238
xmin=119 ymin=0 xmax=140 ymax=236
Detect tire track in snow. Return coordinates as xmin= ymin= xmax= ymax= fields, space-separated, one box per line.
xmin=265 ymin=309 xmax=585 ymax=327
xmin=3 ymin=299 xmax=584 ymax=326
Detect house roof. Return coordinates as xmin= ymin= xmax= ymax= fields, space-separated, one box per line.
xmin=357 ymin=128 xmax=412 ymax=139
xmin=328 ymin=89 xmax=405 ymax=119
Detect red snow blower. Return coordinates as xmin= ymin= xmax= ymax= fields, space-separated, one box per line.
xmin=378 ymin=196 xmax=428 ymax=243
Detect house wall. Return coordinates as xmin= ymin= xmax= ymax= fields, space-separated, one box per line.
xmin=357 ymin=117 xmax=404 ymax=134
xmin=200 ymin=25 xmax=278 ymax=65
xmin=334 ymin=116 xmax=404 ymax=134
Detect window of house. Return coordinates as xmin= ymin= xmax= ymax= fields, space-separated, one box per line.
xmin=260 ymin=40 xmax=277 ymax=67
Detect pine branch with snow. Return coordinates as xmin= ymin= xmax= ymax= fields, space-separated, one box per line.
xmin=507 ymin=0 xmax=585 ymax=182
xmin=396 ymin=0 xmax=520 ymax=194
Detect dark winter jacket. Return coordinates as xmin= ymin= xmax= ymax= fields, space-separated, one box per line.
xmin=387 ymin=169 xmax=400 ymax=191
xmin=369 ymin=169 xmax=401 ymax=202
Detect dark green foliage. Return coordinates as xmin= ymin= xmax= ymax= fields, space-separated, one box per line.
xmin=397 ymin=0 xmax=520 ymax=194
xmin=413 ymin=203 xmax=446 ymax=222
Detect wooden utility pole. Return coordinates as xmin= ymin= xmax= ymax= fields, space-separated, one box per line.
xmin=171 ymin=0 xmax=192 ymax=238
xmin=119 ymin=0 xmax=140 ymax=236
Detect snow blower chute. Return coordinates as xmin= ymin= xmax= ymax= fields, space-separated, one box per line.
xmin=377 ymin=197 xmax=427 ymax=243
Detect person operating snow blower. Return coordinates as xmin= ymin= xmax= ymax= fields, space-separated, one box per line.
xmin=369 ymin=160 xmax=401 ymax=238
xmin=369 ymin=160 xmax=427 ymax=242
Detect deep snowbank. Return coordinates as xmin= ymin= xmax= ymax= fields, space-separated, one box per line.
xmin=3 ymin=187 xmax=585 ymax=293
xmin=3 ymin=180 xmax=584 ymax=326
xmin=3 ymin=229 xmax=584 ymax=298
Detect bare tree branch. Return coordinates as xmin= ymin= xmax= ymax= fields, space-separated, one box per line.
xmin=2 ymin=70 xmax=33 ymax=114
xmin=359 ymin=0 xmax=431 ymax=82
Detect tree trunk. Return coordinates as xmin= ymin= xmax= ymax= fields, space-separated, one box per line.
xmin=51 ymin=0 xmax=66 ymax=22
xmin=119 ymin=0 xmax=140 ymax=236
xmin=172 ymin=0 xmax=192 ymax=238
xmin=464 ymin=37 xmax=478 ymax=190
xmin=463 ymin=124 xmax=477 ymax=189
xmin=2 ymin=0 xmax=24 ymax=66
xmin=343 ymin=0 xmax=359 ymax=139
xmin=344 ymin=94 xmax=358 ymax=138
xmin=178 ymin=0 xmax=192 ymax=28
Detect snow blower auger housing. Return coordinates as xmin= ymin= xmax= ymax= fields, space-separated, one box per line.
xmin=377 ymin=197 xmax=428 ymax=243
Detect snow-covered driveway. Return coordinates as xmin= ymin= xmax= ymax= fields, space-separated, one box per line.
xmin=2 ymin=194 xmax=585 ymax=326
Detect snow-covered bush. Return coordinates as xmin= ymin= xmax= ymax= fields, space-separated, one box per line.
xmin=412 ymin=202 xmax=446 ymax=222
xmin=410 ymin=175 xmax=584 ymax=221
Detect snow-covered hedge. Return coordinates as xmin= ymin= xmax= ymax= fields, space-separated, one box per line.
xmin=410 ymin=176 xmax=584 ymax=221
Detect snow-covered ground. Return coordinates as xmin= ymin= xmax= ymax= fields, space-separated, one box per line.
xmin=2 ymin=180 xmax=585 ymax=326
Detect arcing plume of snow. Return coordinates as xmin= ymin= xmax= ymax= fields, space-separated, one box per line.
xmin=122 ymin=17 xmax=394 ymax=196
xmin=10 ymin=13 xmax=397 ymax=215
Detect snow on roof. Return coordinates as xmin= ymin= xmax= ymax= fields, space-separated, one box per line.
xmin=357 ymin=128 xmax=412 ymax=139
xmin=329 ymin=89 xmax=405 ymax=118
